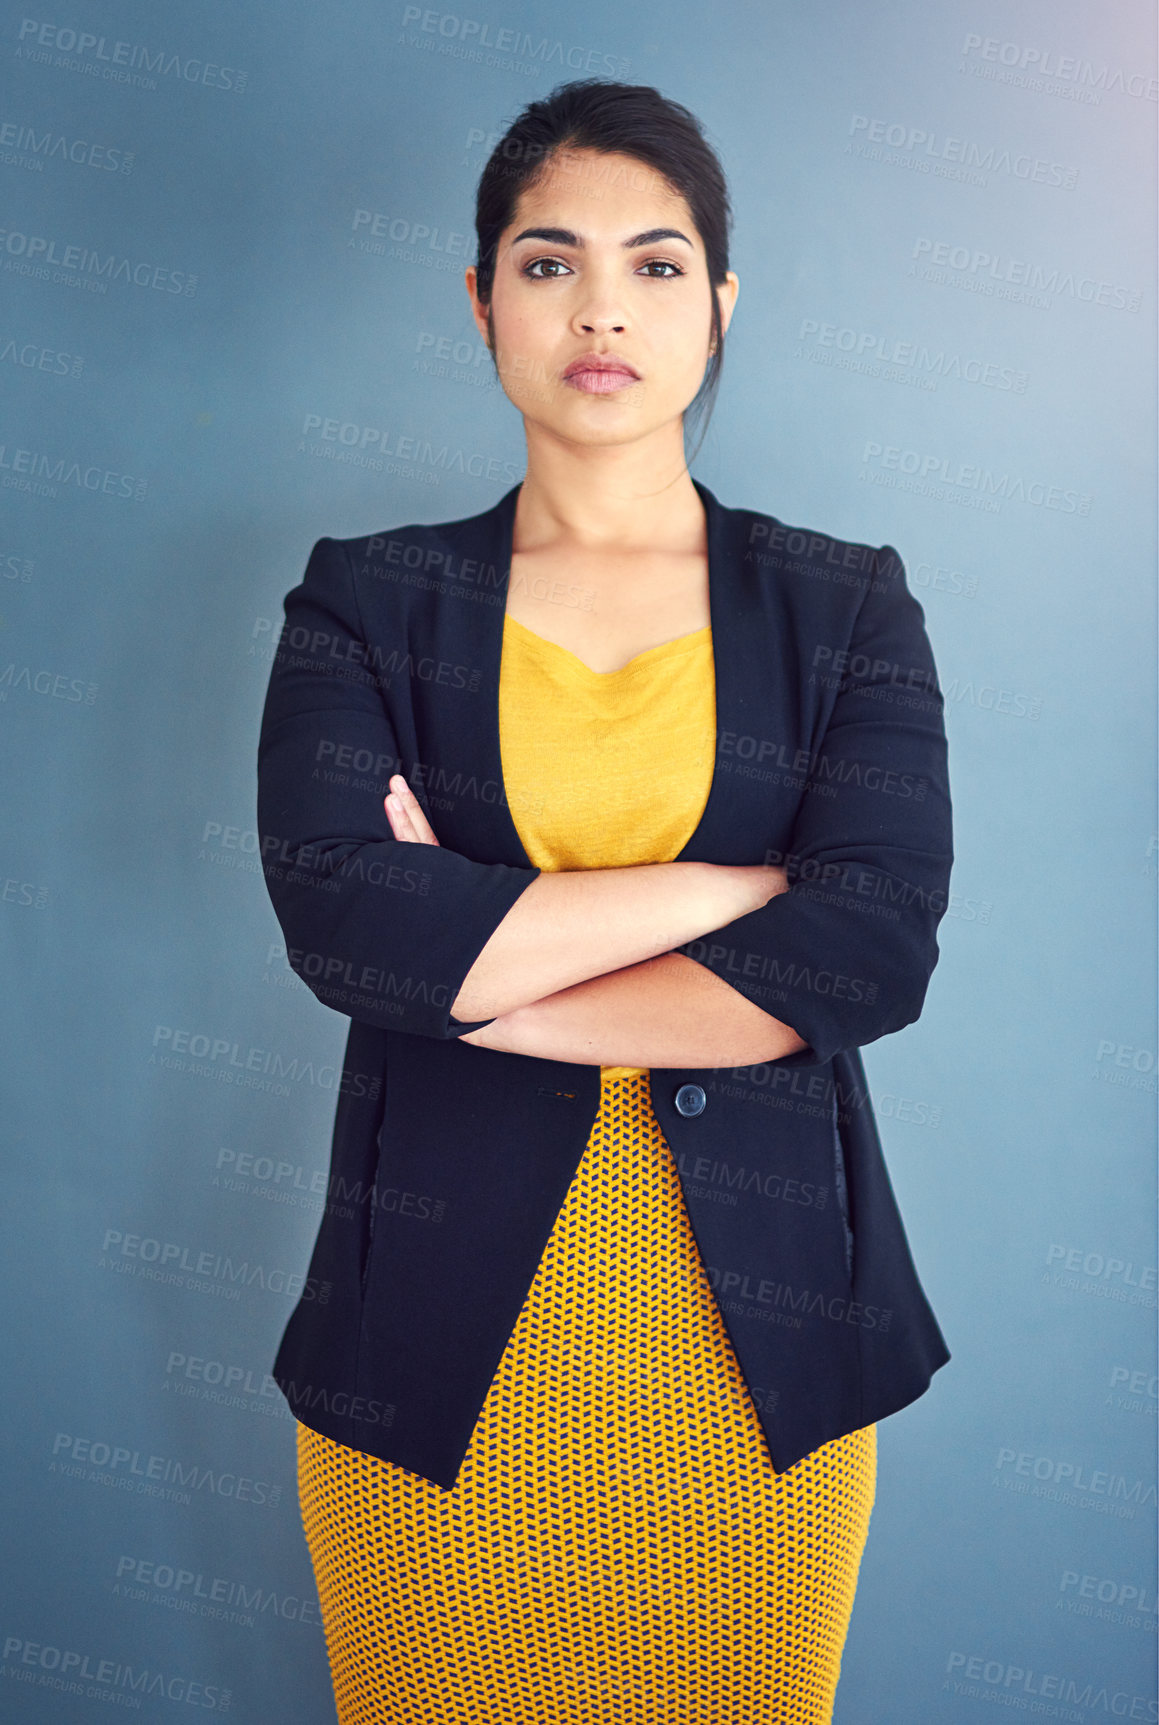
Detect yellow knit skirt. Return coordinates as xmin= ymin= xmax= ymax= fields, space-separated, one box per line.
xmin=297 ymin=1069 xmax=877 ymax=1725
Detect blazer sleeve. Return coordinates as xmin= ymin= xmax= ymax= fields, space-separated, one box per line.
xmin=681 ymin=543 xmax=953 ymax=1067
xmin=256 ymin=535 xmax=542 ymax=1040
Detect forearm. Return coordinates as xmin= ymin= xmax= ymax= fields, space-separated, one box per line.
xmin=450 ymin=860 xmax=783 ymax=1024
xmin=460 ymin=950 xmax=809 ymax=1067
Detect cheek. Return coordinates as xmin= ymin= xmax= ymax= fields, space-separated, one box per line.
xmin=653 ymin=296 xmax=712 ymax=348
xmin=498 ymin=303 xmax=553 ymax=359
xmin=654 ymin=324 xmax=713 ymax=382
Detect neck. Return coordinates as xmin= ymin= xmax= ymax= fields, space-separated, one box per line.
xmin=514 ymin=426 xmax=706 ymax=556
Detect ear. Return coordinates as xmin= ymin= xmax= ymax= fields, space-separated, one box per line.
xmin=464 ymin=266 xmax=492 ymax=350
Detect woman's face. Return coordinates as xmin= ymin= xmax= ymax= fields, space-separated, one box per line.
xmin=466 ymin=146 xmax=738 ymax=451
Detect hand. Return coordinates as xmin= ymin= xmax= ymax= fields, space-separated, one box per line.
xmin=761 ymin=864 xmax=791 ymax=899
xmin=384 ymin=775 xmax=441 ymax=846
xmin=713 ymin=861 xmax=791 ymax=920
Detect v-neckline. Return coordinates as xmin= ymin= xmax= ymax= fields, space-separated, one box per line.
xmin=503 ymin=612 xmax=712 ymax=679
xmin=483 ymin=478 xmax=733 ymax=870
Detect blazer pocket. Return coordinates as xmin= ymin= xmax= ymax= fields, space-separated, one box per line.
xmin=831 ymin=1091 xmax=854 ymax=1279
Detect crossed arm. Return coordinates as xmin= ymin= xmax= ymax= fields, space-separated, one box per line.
xmin=383 ymin=774 xmax=809 ymax=1069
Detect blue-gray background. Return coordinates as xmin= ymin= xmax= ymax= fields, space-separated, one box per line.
xmin=2 ymin=0 xmax=1155 ymax=1719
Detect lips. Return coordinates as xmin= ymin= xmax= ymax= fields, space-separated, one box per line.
xmin=562 ymin=352 xmax=641 ymax=382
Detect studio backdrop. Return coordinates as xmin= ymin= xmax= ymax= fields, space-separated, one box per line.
xmin=2 ymin=0 xmax=1155 ymax=1719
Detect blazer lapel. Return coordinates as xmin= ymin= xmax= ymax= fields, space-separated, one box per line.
xmin=404 ymin=477 xmax=804 ymax=871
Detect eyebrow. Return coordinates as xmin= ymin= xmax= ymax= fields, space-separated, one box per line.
xmin=510 ymin=226 xmax=694 ymax=249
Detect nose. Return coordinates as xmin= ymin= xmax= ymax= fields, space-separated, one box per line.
xmin=571 ymin=273 xmax=629 ymax=337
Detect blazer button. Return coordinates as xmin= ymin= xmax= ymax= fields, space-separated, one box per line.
xmin=674 ymin=1083 xmax=707 ymax=1118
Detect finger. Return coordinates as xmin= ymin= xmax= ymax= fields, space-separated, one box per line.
xmin=385 ymin=783 xmax=434 ymax=847
xmin=385 ymin=793 xmax=421 ymax=843
xmin=389 ymin=775 xmax=440 ymax=846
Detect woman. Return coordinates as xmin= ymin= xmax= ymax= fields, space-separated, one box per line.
xmin=258 ymin=78 xmax=953 ymax=1725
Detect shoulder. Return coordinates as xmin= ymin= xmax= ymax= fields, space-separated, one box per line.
xmin=319 ymin=487 xmax=518 ymax=616
xmin=702 ymin=488 xmax=932 ymax=674
xmin=724 ymin=492 xmax=889 ymax=600
xmin=700 ymin=486 xmax=900 ymax=644
xmin=329 ymin=485 xmax=517 ymax=569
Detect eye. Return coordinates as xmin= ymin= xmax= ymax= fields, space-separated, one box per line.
xmin=521 ymin=256 xmax=571 ymax=279
xmin=638 ymin=258 xmax=685 ymax=278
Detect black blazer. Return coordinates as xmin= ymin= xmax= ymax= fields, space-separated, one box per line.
xmin=256 ymin=478 xmax=954 ymax=1491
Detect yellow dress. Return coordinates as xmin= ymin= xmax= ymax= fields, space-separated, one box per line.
xmin=296 ymin=612 xmax=877 ymax=1725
